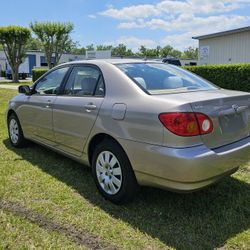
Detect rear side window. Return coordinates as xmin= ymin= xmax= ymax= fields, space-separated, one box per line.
xmin=64 ymin=66 xmax=104 ymax=96
xmin=116 ymin=63 xmax=217 ymax=95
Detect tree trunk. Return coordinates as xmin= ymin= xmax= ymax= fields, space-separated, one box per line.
xmin=12 ymin=64 xmax=19 ymax=83
xmin=45 ymin=48 xmax=53 ymax=69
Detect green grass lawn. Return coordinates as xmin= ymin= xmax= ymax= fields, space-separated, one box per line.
xmin=0 ymin=81 xmax=32 ymax=86
xmin=0 ymin=89 xmax=250 ymax=250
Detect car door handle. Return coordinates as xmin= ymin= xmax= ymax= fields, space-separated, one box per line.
xmin=84 ymin=103 xmax=97 ymax=112
xmin=45 ymin=100 xmax=52 ymax=108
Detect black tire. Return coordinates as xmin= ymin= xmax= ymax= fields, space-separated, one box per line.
xmin=8 ymin=113 xmax=27 ymax=148
xmin=92 ymin=139 xmax=139 ymax=204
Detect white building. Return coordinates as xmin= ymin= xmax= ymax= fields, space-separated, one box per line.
xmin=86 ymin=50 xmax=112 ymax=59
xmin=0 ymin=50 xmax=86 ymax=75
xmin=193 ymin=26 xmax=250 ymax=65
xmin=0 ymin=50 xmax=114 ymax=76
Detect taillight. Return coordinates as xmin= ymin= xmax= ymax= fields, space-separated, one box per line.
xmin=159 ymin=112 xmax=213 ymax=137
xmin=195 ymin=113 xmax=213 ymax=134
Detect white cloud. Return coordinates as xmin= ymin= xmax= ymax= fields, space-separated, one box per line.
xmin=105 ymin=36 xmax=156 ymax=50
xmin=171 ymin=14 xmax=248 ymax=32
xmin=100 ymin=4 xmax=160 ymax=20
xmin=88 ymin=14 xmax=96 ymax=19
xmin=161 ymin=32 xmax=198 ymax=51
xmin=159 ymin=15 xmax=250 ymax=50
xmin=160 ymin=14 xmax=250 ymax=50
xmin=100 ymin=0 xmax=250 ymax=20
xmin=118 ymin=14 xmax=250 ymax=33
xmin=99 ymin=0 xmax=250 ymax=50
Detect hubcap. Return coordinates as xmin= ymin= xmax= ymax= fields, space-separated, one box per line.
xmin=96 ymin=151 xmax=122 ymax=195
xmin=9 ymin=119 xmax=19 ymax=144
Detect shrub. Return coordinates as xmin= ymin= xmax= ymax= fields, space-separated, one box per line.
xmin=1 ymin=70 xmax=6 ymax=77
xmin=183 ymin=63 xmax=250 ymax=92
xmin=32 ymin=68 xmax=48 ymax=82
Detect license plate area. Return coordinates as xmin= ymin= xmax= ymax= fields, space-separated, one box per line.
xmin=219 ymin=111 xmax=248 ymax=134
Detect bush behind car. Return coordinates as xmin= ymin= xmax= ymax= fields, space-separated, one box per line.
xmin=32 ymin=68 xmax=48 ymax=82
xmin=184 ymin=63 xmax=250 ymax=92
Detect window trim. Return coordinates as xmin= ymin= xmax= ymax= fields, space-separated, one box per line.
xmin=59 ymin=63 xmax=106 ymax=98
xmin=115 ymin=62 xmax=219 ymax=95
xmin=31 ymin=65 xmax=73 ymax=96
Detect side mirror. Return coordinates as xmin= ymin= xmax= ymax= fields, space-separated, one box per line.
xmin=18 ymin=85 xmax=31 ymax=95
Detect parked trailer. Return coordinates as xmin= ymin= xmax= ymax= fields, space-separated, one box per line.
xmin=6 ymin=57 xmax=29 ymax=80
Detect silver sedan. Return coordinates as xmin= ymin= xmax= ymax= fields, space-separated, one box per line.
xmin=6 ymin=59 xmax=250 ymax=203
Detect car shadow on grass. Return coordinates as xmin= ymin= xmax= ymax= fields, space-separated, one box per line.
xmin=4 ymin=139 xmax=250 ymax=250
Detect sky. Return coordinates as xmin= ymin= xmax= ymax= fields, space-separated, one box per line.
xmin=1 ymin=0 xmax=250 ymax=51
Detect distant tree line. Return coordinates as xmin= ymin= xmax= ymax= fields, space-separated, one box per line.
xmin=26 ymin=38 xmax=198 ymax=60
xmin=0 ymin=22 xmax=198 ymax=82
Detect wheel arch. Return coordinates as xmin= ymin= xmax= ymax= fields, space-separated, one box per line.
xmin=87 ymin=133 xmax=129 ymax=166
xmin=7 ymin=109 xmax=17 ymax=121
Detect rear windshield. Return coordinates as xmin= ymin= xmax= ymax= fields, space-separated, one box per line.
xmin=116 ymin=63 xmax=217 ymax=94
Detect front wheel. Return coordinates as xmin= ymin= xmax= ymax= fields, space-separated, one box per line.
xmin=8 ymin=113 xmax=27 ymax=148
xmin=92 ymin=139 xmax=139 ymax=204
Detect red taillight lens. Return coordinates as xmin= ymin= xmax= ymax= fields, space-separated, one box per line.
xmin=159 ymin=112 xmax=213 ymax=137
xmin=195 ymin=113 xmax=213 ymax=135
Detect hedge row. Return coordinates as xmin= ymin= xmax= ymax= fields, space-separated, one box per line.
xmin=32 ymin=68 xmax=48 ymax=82
xmin=183 ymin=63 xmax=250 ymax=92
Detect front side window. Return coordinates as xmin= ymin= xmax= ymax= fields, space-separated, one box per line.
xmin=116 ymin=63 xmax=217 ymax=95
xmin=35 ymin=67 xmax=69 ymax=95
xmin=64 ymin=66 xmax=104 ymax=96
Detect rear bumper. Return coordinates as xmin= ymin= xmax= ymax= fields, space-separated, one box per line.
xmin=117 ymin=136 xmax=250 ymax=191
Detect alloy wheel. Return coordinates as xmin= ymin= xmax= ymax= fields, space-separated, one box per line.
xmin=96 ymin=151 xmax=122 ymax=195
xmin=9 ymin=119 xmax=19 ymax=144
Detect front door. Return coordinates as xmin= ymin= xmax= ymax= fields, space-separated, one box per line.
xmin=52 ymin=65 xmax=105 ymax=156
xmin=18 ymin=66 xmax=70 ymax=145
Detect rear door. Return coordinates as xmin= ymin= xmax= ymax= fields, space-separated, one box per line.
xmin=52 ymin=65 xmax=105 ymax=156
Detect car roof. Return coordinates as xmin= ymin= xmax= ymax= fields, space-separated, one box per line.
xmin=60 ymin=58 xmax=160 ymax=67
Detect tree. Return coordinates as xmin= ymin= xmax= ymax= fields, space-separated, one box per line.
xmin=96 ymin=45 xmax=113 ymax=51
xmin=155 ymin=46 xmax=161 ymax=57
xmin=30 ymin=21 xmax=74 ymax=69
xmin=160 ymin=45 xmax=182 ymax=58
xmin=86 ymin=44 xmax=95 ymax=51
xmin=0 ymin=26 xmax=31 ymax=82
xmin=138 ymin=45 xmax=163 ymax=58
xmin=126 ymin=49 xmax=134 ymax=57
xmin=112 ymin=44 xmax=127 ymax=57
xmin=182 ymin=47 xmax=198 ymax=59
xmin=139 ymin=45 xmax=147 ymax=57
xmin=112 ymin=44 xmax=135 ymax=57
xmin=26 ymin=37 xmax=43 ymax=51
xmin=160 ymin=45 xmax=174 ymax=57
xmin=170 ymin=49 xmax=182 ymax=58
xmin=68 ymin=41 xmax=86 ymax=55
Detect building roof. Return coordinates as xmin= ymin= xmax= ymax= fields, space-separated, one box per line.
xmin=0 ymin=49 xmax=84 ymax=56
xmin=192 ymin=26 xmax=250 ymax=40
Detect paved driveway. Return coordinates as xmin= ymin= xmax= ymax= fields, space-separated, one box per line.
xmin=0 ymin=84 xmax=19 ymax=90
xmin=0 ymin=77 xmax=32 ymax=82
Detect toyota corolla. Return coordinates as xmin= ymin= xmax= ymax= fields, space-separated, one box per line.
xmin=7 ymin=59 xmax=250 ymax=203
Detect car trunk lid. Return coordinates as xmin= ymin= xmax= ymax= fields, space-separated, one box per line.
xmin=158 ymin=89 xmax=250 ymax=148
xmin=190 ymin=90 xmax=250 ymax=148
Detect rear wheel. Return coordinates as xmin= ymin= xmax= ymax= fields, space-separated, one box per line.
xmin=92 ymin=139 xmax=138 ymax=204
xmin=8 ymin=113 xmax=27 ymax=148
